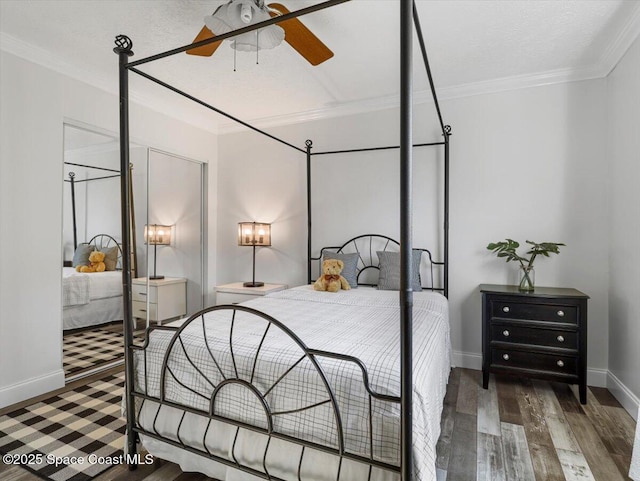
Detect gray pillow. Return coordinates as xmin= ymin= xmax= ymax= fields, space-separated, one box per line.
xmin=100 ymin=246 xmax=119 ymax=271
xmin=323 ymin=251 xmax=359 ymax=288
xmin=377 ymin=250 xmax=422 ymax=291
xmin=72 ymin=243 xmax=93 ymax=267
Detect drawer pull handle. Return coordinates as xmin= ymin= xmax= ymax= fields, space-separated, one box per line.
xmin=557 ymin=335 xmax=565 ymax=343
xmin=503 ymin=354 xmax=510 ymax=361
xmin=557 ymin=360 xmax=564 ymax=367
xmin=503 ymin=330 xmax=510 ymax=337
xmin=557 ymin=310 xmax=565 ymax=317
xmin=139 ymin=292 xmax=147 ymax=296
xmin=502 ymin=306 xmax=510 ymax=313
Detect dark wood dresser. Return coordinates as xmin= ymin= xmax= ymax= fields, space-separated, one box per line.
xmin=480 ymin=284 xmax=589 ymax=404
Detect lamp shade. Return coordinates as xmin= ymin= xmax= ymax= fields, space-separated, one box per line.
xmin=204 ymin=0 xmax=284 ymax=51
xmin=238 ymin=222 xmax=271 ymax=247
xmin=144 ymin=224 xmax=172 ymax=246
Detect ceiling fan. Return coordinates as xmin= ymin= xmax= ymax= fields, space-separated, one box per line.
xmin=186 ymin=0 xmax=334 ymax=66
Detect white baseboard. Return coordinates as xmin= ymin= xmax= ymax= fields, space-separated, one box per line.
xmin=452 ymin=350 xmax=482 ymax=370
xmin=607 ymin=371 xmax=639 ymax=421
xmin=452 ymin=351 xmax=608 ymax=388
xmin=453 ymin=351 xmax=640 ymax=418
xmin=0 ymin=369 xmax=65 ymax=410
xmin=587 ymin=368 xmax=608 ymax=388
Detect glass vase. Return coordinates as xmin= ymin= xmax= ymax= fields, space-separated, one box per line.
xmin=518 ymin=266 xmax=535 ymax=292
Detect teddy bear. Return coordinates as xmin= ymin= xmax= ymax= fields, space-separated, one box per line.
xmin=313 ymin=258 xmax=351 ymax=293
xmin=76 ymin=250 xmax=106 ymax=273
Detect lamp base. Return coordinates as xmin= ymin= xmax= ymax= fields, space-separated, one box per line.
xmin=243 ymin=281 xmax=264 ymax=288
xmin=150 ymin=275 xmax=165 ymax=280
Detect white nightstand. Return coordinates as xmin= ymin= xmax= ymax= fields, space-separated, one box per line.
xmin=215 ymin=282 xmax=287 ymax=305
xmin=132 ymin=277 xmax=187 ymax=326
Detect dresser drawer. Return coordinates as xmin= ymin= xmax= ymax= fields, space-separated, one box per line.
xmin=491 ymin=300 xmax=577 ymax=324
xmin=490 ymin=323 xmax=578 ymax=349
xmin=491 ymin=348 xmax=577 ymax=376
xmin=133 ymin=300 xmax=157 ymax=320
xmin=132 ymin=283 xmax=158 ymax=303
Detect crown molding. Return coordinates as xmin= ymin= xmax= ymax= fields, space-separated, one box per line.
xmin=0 ymin=32 xmax=220 ymax=135
xmin=0 ymin=32 xmax=114 ymax=94
xmin=217 ymin=64 xmax=607 ymax=134
xmin=598 ymin=4 xmax=640 ymax=76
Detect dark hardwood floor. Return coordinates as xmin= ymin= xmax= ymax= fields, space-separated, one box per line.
xmin=0 ymin=367 xmax=635 ymax=481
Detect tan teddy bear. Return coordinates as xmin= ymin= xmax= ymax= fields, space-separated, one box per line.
xmin=313 ymin=258 xmax=351 ymax=293
xmin=76 ymin=250 xmax=106 ymax=273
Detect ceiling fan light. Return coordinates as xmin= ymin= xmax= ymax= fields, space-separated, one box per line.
xmin=240 ymin=3 xmax=253 ymax=23
xmin=204 ymin=4 xmax=234 ymax=34
xmin=205 ymin=0 xmax=284 ymax=52
xmin=232 ymin=25 xmax=285 ymax=51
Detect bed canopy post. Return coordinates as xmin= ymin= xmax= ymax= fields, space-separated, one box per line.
xmin=413 ymin=3 xmax=451 ymax=298
xmin=444 ymin=128 xmax=450 ymax=298
xmin=68 ymin=172 xmax=78 ymax=249
xmin=113 ymin=34 xmax=138 ymax=470
xmin=306 ymin=139 xmax=313 ymax=284
xmin=400 ymin=0 xmax=414 ymax=478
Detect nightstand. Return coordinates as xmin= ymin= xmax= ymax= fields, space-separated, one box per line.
xmin=480 ymin=284 xmax=589 ymax=404
xmin=132 ymin=277 xmax=187 ymax=326
xmin=215 ymin=282 xmax=287 ymax=305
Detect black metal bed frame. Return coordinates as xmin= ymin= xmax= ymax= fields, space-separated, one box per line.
xmin=114 ymin=1 xmax=450 ymax=479
xmin=64 ymin=162 xmax=120 ymax=250
xmin=85 ymin=234 xmax=124 ymax=270
xmin=312 ymin=234 xmax=445 ymax=292
xmin=64 ymin=161 xmax=138 ymax=275
xmin=131 ymin=302 xmax=405 ymax=479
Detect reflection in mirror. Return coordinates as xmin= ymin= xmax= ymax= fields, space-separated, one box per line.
xmin=144 ymin=150 xmax=204 ymax=322
xmin=62 ymin=123 xmax=148 ymax=381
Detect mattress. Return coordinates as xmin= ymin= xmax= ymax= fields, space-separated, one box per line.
xmin=131 ymin=285 xmax=451 ymax=481
xmin=63 ymin=296 xmax=123 ymax=330
xmin=62 ymin=268 xmax=123 ymax=330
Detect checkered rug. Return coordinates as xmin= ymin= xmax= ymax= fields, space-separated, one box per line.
xmin=0 ymin=372 xmax=125 ymax=481
xmin=63 ymin=326 xmax=143 ymax=377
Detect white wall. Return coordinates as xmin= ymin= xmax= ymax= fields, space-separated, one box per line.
xmin=607 ymin=33 xmax=640 ymax=415
xmin=0 ymin=51 xmax=218 ymax=408
xmin=446 ymin=80 xmax=609 ymax=377
xmin=217 ymin=79 xmax=610 ymax=382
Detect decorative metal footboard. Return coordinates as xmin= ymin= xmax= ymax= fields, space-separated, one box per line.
xmin=129 ymin=304 xmax=402 ymax=480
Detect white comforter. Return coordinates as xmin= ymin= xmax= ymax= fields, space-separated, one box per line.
xmin=133 ymin=286 xmax=451 ymax=481
xmin=62 ymin=267 xmax=122 ymax=306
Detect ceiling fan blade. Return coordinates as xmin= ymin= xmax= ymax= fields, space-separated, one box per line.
xmin=186 ymin=25 xmax=222 ymax=57
xmin=268 ymin=3 xmax=333 ymax=66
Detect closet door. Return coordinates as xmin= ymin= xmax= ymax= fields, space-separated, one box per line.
xmin=147 ymin=149 xmax=204 ymax=316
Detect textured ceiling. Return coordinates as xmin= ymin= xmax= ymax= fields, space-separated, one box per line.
xmin=1 ymin=0 xmax=639 ymax=133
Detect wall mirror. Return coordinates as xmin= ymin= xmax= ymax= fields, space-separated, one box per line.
xmin=62 ymin=123 xmax=205 ymax=382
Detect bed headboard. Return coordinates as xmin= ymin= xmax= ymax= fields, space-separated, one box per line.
xmin=87 ymin=234 xmax=123 ymax=270
xmin=311 ymin=234 xmax=444 ymax=291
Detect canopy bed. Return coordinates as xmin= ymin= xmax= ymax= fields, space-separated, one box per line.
xmin=63 ymin=159 xmax=139 ymax=329
xmin=114 ymin=1 xmax=451 ymax=480
xmin=64 ymin=161 xmax=138 ymax=276
xmin=62 ymin=234 xmax=125 ymax=330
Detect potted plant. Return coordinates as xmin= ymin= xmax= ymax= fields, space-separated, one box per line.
xmin=486 ymin=239 xmax=565 ymax=291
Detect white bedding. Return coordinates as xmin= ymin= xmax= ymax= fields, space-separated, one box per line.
xmin=132 ymin=285 xmax=451 ymax=481
xmin=62 ymin=267 xmax=123 ymax=330
xmin=62 ymin=267 xmax=122 ymax=301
